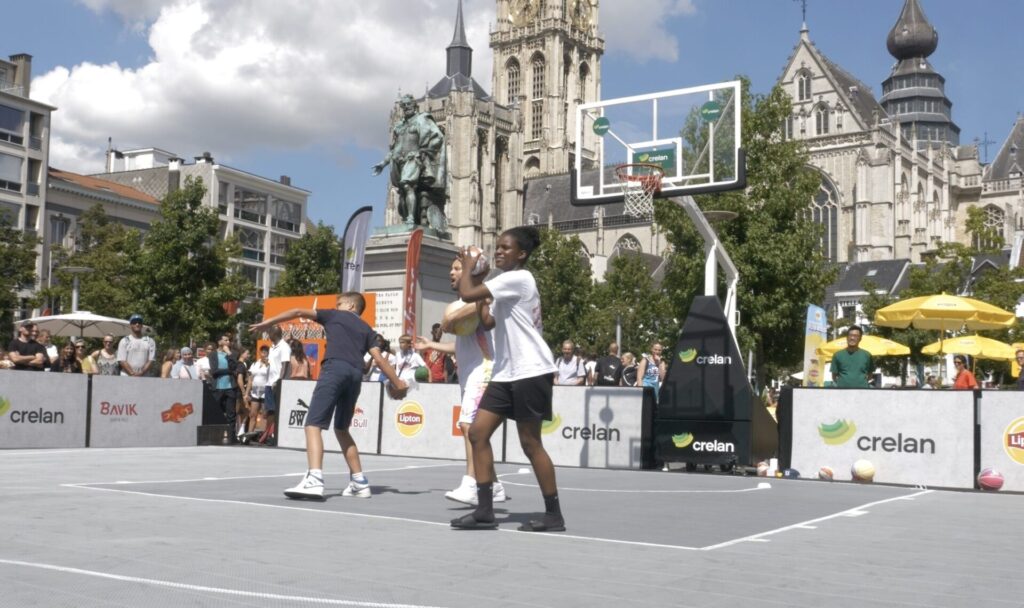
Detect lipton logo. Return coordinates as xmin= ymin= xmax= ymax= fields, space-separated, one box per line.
xmin=541 ymin=413 xmax=562 ymax=435
xmin=672 ymin=433 xmax=694 ymax=448
xmin=1004 ymin=416 xmax=1024 ymax=465
xmin=161 ymin=402 xmax=194 ymax=423
xmin=818 ymin=419 xmax=857 ymax=445
xmin=396 ymin=402 xmax=425 ymax=437
xmin=0 ymin=396 xmax=9 ymax=417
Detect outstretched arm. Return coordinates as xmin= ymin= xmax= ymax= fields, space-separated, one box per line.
xmin=249 ymin=308 xmax=316 ymax=333
xmin=414 ymin=337 xmax=455 ymax=355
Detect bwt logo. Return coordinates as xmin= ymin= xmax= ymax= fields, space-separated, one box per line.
xmin=288 ymin=398 xmax=310 ymax=428
xmin=678 ymin=348 xmax=732 ymax=365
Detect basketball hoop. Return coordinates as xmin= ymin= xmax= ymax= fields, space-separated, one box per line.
xmin=615 ymin=163 xmax=664 ymax=218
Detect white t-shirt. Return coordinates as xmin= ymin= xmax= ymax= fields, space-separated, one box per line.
xmin=450 ymin=299 xmax=495 ymax=391
xmin=556 ymin=356 xmax=586 ymax=385
xmin=266 ymin=339 xmax=290 ymax=386
xmin=248 ymin=359 xmax=269 ymax=398
xmin=177 ymin=362 xmax=198 ymax=380
xmin=117 ymin=334 xmax=155 ymax=373
xmin=484 ymin=269 xmax=557 ymax=382
xmin=394 ymin=349 xmax=426 ymax=382
xmin=194 ymin=356 xmax=210 ymax=381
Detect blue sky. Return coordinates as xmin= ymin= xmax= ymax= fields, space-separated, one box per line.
xmin=5 ymin=0 xmax=1022 ymax=233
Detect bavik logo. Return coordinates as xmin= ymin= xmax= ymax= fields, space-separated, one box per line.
xmin=396 ymin=402 xmax=425 ymax=437
xmin=818 ymin=418 xmax=935 ymax=454
xmin=289 ymin=398 xmax=310 ymax=428
xmin=160 ymin=402 xmax=194 ymax=423
xmin=100 ymin=401 xmax=138 ymax=421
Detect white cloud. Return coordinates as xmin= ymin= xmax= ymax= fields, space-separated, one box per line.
xmin=601 ymin=0 xmax=697 ymax=63
xmin=40 ymin=0 xmax=497 ymax=172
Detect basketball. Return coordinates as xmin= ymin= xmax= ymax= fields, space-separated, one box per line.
xmin=464 ymin=245 xmax=490 ymax=276
xmin=851 ymin=459 xmax=875 ymax=482
xmin=445 ymin=300 xmax=479 ymax=336
xmin=385 ymin=380 xmax=404 ymax=400
xmin=818 ymin=466 xmax=834 ymax=481
xmin=977 ymin=468 xmax=1004 ymax=491
xmin=756 ymin=461 xmax=769 ymax=477
xmin=414 ymin=366 xmax=430 ymax=383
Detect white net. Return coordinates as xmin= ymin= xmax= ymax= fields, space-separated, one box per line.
xmin=616 ymin=164 xmax=663 ymax=218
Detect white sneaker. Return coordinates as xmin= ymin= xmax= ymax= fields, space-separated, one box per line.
xmin=284 ymin=473 xmax=324 ymax=499
xmin=493 ymin=482 xmax=508 ymax=503
xmin=445 ymin=478 xmax=478 ymax=505
xmin=341 ymin=480 xmax=371 ymax=498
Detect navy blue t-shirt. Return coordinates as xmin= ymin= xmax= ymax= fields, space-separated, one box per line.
xmin=316 ymin=309 xmax=376 ymax=371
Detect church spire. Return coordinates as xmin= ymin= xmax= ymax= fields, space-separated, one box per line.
xmin=886 ymin=0 xmax=938 ymax=60
xmin=446 ymin=0 xmax=472 ymax=78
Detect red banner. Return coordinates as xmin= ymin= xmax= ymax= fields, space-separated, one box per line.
xmin=403 ymin=228 xmax=424 ymax=337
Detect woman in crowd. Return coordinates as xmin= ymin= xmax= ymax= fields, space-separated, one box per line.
xmin=288 ymin=339 xmax=311 ymax=380
xmin=52 ymin=341 xmax=83 ymax=373
xmin=91 ymin=335 xmax=120 ymax=375
xmin=234 ymin=348 xmax=252 ymax=439
xmin=620 ymin=352 xmax=638 ymax=387
xmin=244 ymin=345 xmax=271 ymax=440
xmin=636 ymin=342 xmax=666 ymax=401
xmin=76 ymin=340 xmax=97 ymax=374
xmin=952 ymin=355 xmax=978 ymax=389
xmin=159 ymin=348 xmax=178 ymax=378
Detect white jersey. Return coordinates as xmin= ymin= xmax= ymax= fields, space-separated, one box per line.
xmin=266 ymin=339 xmax=290 ymax=386
xmin=248 ymin=359 xmax=269 ymax=398
xmin=450 ymin=299 xmax=495 ymax=391
xmin=484 ymin=269 xmax=557 ymax=382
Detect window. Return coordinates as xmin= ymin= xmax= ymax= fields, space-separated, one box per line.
xmin=578 ymin=63 xmax=589 ymax=102
xmin=49 ymin=216 xmax=70 ymax=248
xmin=506 ymin=59 xmax=520 ymax=104
xmin=0 ymin=104 xmax=24 ymax=145
xmin=796 ymin=71 xmax=811 ymax=102
xmin=815 ymin=104 xmax=830 ymax=136
xmin=0 ymin=152 xmax=22 ymax=192
xmin=268 ymin=269 xmax=282 ymax=291
xmin=241 ymin=265 xmax=264 ymax=292
xmin=531 ymin=100 xmax=543 ymax=140
xmin=782 ymin=115 xmax=793 ymax=140
xmin=218 ymin=181 xmax=229 ymax=213
xmin=808 ymin=175 xmax=839 ymax=262
xmin=270 ymin=233 xmax=293 ymax=265
xmin=974 ymin=205 xmax=1005 ymax=250
xmin=271 ymin=198 xmax=301 ymax=233
xmin=233 ymin=187 xmax=267 ymax=224
xmin=235 ymin=226 xmax=265 ymax=262
xmin=613 ymin=234 xmax=642 ymax=253
xmin=532 ymin=54 xmax=545 ymax=100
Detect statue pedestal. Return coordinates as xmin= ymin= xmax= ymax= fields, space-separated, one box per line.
xmin=362 ymin=232 xmax=459 ymax=344
xmin=373 ymin=223 xmax=451 ymax=241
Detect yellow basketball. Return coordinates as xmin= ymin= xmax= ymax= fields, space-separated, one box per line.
xmin=445 ymin=300 xmax=479 ymax=336
xmin=851 ymin=459 xmax=875 ymax=482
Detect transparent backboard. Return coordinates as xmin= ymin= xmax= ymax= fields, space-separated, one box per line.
xmin=571 ymin=80 xmax=745 ymax=206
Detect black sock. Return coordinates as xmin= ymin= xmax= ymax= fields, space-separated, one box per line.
xmin=473 ymin=482 xmax=494 ymax=520
xmin=543 ymin=493 xmax=561 ymax=516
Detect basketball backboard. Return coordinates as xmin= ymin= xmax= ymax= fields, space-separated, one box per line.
xmin=571 ymin=80 xmax=745 ymax=206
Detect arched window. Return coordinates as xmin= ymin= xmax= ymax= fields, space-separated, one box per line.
xmin=796 ymin=70 xmax=812 ymax=102
xmin=613 ymin=234 xmax=642 ymax=254
xmin=531 ymin=54 xmax=546 ymax=140
xmin=782 ymin=115 xmax=793 ymax=140
xmin=815 ymin=104 xmax=830 ymax=136
xmin=525 ymin=156 xmax=541 ymax=179
xmin=531 ymin=53 xmax=545 ymax=100
xmin=578 ymin=63 xmax=590 ymax=102
xmin=506 ymin=58 xmax=520 ymax=104
xmin=897 ymin=174 xmax=909 ymax=223
xmin=974 ymin=205 xmax=1005 ymax=250
xmin=809 ymin=174 xmax=840 ymax=262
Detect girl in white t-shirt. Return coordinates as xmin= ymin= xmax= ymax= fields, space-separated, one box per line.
xmin=450 ymin=226 xmax=564 ymax=533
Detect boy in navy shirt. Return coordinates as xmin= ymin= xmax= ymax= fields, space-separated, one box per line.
xmin=250 ymin=292 xmax=408 ymax=499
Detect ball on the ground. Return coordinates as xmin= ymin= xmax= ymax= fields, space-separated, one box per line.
xmin=977 ymin=467 xmax=1004 ymax=491
xmin=818 ymin=466 xmax=834 ymax=481
xmin=464 ymin=245 xmax=490 ymax=276
xmin=414 ymin=366 xmax=430 ymax=383
xmin=445 ymin=300 xmax=479 ymax=336
xmin=756 ymin=461 xmax=769 ymax=477
xmin=851 ymin=459 xmax=875 ymax=482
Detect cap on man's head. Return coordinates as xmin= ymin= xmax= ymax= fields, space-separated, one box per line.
xmin=129 ymin=314 xmax=144 ymax=324
xmin=180 ymin=347 xmax=193 ymax=356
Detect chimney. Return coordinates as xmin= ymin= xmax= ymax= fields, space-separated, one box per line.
xmin=279 ymin=175 xmax=291 ymax=186
xmin=9 ymin=53 xmax=31 ymax=97
xmin=194 ymin=151 xmax=214 ymax=164
xmin=106 ymin=148 xmax=124 ymax=173
xmin=168 ymin=157 xmax=183 ymax=193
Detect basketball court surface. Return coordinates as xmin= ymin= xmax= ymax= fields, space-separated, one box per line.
xmin=2 ymin=446 xmax=1021 ymax=607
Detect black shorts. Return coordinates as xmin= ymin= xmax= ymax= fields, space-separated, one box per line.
xmin=479 ymin=373 xmax=554 ymax=422
xmin=306 ymin=359 xmax=363 ymax=430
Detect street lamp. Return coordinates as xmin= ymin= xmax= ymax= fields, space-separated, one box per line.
xmin=58 ymin=266 xmax=94 ymax=312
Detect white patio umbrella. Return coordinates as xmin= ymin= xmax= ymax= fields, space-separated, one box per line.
xmin=24 ymin=311 xmax=147 ymax=339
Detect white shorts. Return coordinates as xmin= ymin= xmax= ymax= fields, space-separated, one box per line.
xmin=458 ymin=364 xmax=491 ymax=426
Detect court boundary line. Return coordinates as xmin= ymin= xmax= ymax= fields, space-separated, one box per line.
xmin=63 ymin=463 xmax=460 ymax=487
xmin=0 ymin=558 xmax=448 ymax=608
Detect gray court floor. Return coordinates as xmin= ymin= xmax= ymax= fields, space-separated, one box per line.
xmin=1 ymin=446 xmax=1022 ymax=607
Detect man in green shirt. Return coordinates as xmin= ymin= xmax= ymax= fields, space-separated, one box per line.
xmin=830 ymin=325 xmax=873 ymax=388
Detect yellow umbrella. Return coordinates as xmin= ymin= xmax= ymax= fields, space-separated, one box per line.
xmin=921 ymin=335 xmax=1016 ymax=361
xmin=816 ymin=335 xmax=910 ymax=362
xmin=874 ymin=293 xmax=1016 ymax=331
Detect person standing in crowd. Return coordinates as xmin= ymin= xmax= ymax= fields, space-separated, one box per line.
xmin=51 ymin=341 xmax=83 ymax=373
xmin=76 ymin=340 xmax=96 ymax=374
xmin=7 ymin=321 xmax=48 ymax=371
xmin=175 ymin=347 xmax=198 ymax=379
xmin=1016 ymin=350 xmax=1024 ymax=390
xmin=37 ymin=329 xmax=58 ymax=371
xmin=235 ymin=348 xmax=252 ymax=439
xmin=637 ymin=342 xmax=666 ymax=400
xmin=952 ymin=355 xmax=978 ymax=389
xmin=288 ymin=339 xmax=311 ymax=379
xmin=829 ymin=325 xmax=873 ymax=389
xmin=117 ymin=314 xmax=156 ymax=377
xmin=591 ymin=342 xmax=622 ymax=387
xmin=195 ymin=343 xmax=214 ymax=383
xmin=620 ymin=352 xmax=638 ymax=387
xmin=414 ymin=253 xmax=506 ymax=506
xmin=0 ymin=348 xmax=13 ymax=369
xmin=364 ymin=336 xmax=395 ymax=381
xmin=420 ymin=323 xmax=451 ymax=383
xmin=554 ymin=340 xmax=586 ymax=386
xmin=90 ymin=335 xmax=120 ymax=376
xmin=259 ymin=326 xmax=289 ymax=446
xmin=159 ymin=348 xmax=178 ymax=378
xmin=451 ymin=226 xmax=564 ymax=532
xmin=250 ymin=292 xmax=408 ymax=500
xmin=394 ymin=334 xmax=426 ymax=382
xmin=244 ymin=346 xmax=271 ymax=441
xmin=207 ymin=334 xmax=239 ymax=439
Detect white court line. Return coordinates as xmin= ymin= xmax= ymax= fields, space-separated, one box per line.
xmin=0 ymin=558 xmax=447 ymax=608
xmin=62 ymin=463 xmax=460 ymax=487
xmin=497 ymin=476 xmax=771 ymax=494
xmin=698 ymin=489 xmax=934 ymax=551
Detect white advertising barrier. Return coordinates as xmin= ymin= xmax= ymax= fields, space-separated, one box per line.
xmin=90 ymin=376 xmax=203 ymax=447
xmin=505 ymin=387 xmax=648 ymax=469
xmin=0 ymin=370 xmax=88 ymax=448
xmin=978 ymin=392 xmax=1024 ymax=492
xmin=277 ymin=380 xmax=382 ymax=452
xmin=790 ymin=388 xmax=975 ymax=488
xmin=379 ymin=382 xmax=501 ymax=459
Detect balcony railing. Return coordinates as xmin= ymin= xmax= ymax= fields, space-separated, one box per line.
xmin=234 ymin=208 xmax=267 ymax=225
xmin=272 ymin=218 xmax=300 ymax=233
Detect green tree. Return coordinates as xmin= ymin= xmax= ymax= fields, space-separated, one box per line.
xmin=273 ymin=222 xmax=341 ymax=296
xmin=656 ymin=78 xmax=835 ymax=380
xmin=590 ymin=251 xmax=678 ymax=356
xmin=132 ymin=177 xmax=252 ymax=346
xmin=529 ymin=229 xmax=594 ymax=353
xmin=42 ymin=204 xmax=142 ymax=320
xmin=0 ymin=214 xmax=38 ymax=335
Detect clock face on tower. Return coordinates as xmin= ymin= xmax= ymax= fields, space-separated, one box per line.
xmin=571 ymin=0 xmax=595 ymax=31
xmin=509 ymin=0 xmax=539 ymax=27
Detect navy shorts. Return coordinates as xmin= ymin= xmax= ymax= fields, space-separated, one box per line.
xmin=479 ymin=373 xmax=554 ymax=422
xmin=306 ymin=359 xmax=363 ymax=430
xmin=263 ymin=385 xmax=277 ymax=414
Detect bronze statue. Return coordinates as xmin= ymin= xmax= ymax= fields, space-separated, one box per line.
xmin=372 ymin=94 xmax=447 ymax=231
